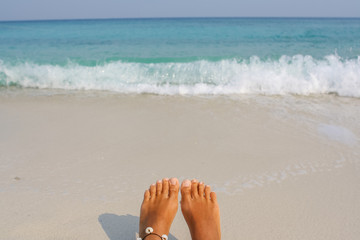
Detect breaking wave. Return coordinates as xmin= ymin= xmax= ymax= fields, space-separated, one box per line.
xmin=1 ymin=55 xmax=359 ymax=97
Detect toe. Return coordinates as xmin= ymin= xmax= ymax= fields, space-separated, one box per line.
xmin=205 ymin=185 xmax=211 ymax=200
xmin=150 ymin=184 xmax=156 ymax=199
xmin=162 ymin=178 xmax=170 ymax=196
xmin=156 ymin=180 xmax=162 ymax=195
xmin=191 ymin=179 xmax=199 ymax=198
xmin=143 ymin=190 xmax=150 ymax=201
xmin=210 ymin=192 xmax=217 ymax=202
xmin=180 ymin=179 xmax=191 ymax=201
xmin=198 ymin=182 xmax=205 ymax=198
xmin=169 ymin=178 xmax=179 ymax=199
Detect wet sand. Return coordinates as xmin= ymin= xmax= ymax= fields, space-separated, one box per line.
xmin=0 ymin=92 xmax=359 ymax=239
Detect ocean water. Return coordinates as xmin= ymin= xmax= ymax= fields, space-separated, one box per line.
xmin=0 ymin=18 xmax=360 ymax=97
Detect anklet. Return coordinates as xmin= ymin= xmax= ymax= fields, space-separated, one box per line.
xmin=137 ymin=227 xmax=168 ymax=240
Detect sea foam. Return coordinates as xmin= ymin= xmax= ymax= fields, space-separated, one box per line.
xmin=1 ymin=55 xmax=359 ymax=97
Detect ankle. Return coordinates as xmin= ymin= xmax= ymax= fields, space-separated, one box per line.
xmin=139 ymin=226 xmax=169 ymax=240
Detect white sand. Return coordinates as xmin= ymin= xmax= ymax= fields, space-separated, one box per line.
xmin=0 ymin=92 xmax=359 ymax=239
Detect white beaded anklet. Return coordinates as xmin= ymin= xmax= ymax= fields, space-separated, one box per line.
xmin=136 ymin=227 xmax=168 ymax=240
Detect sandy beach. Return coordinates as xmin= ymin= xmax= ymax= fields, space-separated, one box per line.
xmin=0 ymin=91 xmax=359 ymax=239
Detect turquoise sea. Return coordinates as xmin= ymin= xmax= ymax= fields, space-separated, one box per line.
xmin=0 ymin=18 xmax=359 ymax=97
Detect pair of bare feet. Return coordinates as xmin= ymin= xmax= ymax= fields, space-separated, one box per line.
xmin=139 ymin=178 xmax=221 ymax=240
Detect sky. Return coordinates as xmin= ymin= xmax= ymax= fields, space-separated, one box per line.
xmin=1 ymin=0 xmax=360 ymax=21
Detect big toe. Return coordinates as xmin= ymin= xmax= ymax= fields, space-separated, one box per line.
xmin=169 ymin=178 xmax=179 ymax=199
xmin=181 ymin=179 xmax=192 ymax=201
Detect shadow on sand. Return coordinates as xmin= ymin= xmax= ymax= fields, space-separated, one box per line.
xmin=99 ymin=213 xmax=178 ymax=240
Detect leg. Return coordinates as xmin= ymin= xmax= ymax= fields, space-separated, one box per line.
xmin=139 ymin=178 xmax=179 ymax=239
xmin=181 ymin=179 xmax=221 ymax=240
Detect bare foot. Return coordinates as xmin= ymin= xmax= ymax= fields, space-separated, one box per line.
xmin=181 ymin=179 xmax=221 ymax=240
xmin=139 ymin=178 xmax=179 ymax=239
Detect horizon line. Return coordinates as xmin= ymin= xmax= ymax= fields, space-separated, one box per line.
xmin=1 ymin=16 xmax=360 ymax=23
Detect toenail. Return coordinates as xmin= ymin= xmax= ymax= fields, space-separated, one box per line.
xmin=192 ymin=179 xmax=197 ymax=183
xmin=183 ymin=180 xmax=191 ymax=187
xmin=157 ymin=180 xmax=161 ymax=183
xmin=170 ymin=178 xmax=177 ymax=185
